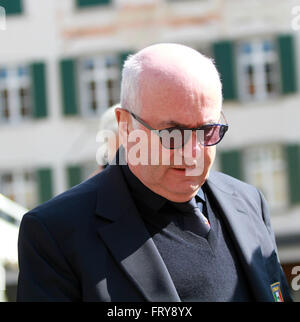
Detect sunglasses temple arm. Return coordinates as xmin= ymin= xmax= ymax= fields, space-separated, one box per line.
xmin=221 ymin=110 xmax=228 ymax=125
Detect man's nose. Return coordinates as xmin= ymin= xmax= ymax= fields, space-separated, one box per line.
xmin=178 ymin=130 xmax=204 ymax=165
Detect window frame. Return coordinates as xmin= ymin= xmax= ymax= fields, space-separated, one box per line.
xmin=77 ymin=54 xmax=121 ymax=118
xmin=244 ymin=144 xmax=289 ymax=211
xmin=236 ymin=37 xmax=280 ymax=102
xmin=0 ymin=169 xmax=38 ymax=210
xmin=0 ymin=64 xmax=32 ymax=124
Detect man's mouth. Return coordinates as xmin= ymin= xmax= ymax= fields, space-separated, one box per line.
xmin=171 ymin=166 xmax=204 ymax=177
xmin=171 ymin=167 xmax=193 ymax=173
xmin=171 ymin=166 xmax=195 ymax=170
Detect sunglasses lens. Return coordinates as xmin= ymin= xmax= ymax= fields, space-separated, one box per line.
xmin=198 ymin=125 xmax=227 ymax=146
xmin=198 ymin=126 xmax=217 ymax=146
xmin=218 ymin=125 xmax=227 ymax=141
xmin=159 ymin=125 xmax=228 ymax=149
xmin=159 ymin=129 xmax=187 ymax=149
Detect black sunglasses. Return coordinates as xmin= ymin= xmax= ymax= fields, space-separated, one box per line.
xmin=123 ymin=109 xmax=229 ymax=149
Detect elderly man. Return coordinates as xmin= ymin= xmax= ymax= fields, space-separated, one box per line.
xmin=17 ymin=44 xmax=291 ymax=302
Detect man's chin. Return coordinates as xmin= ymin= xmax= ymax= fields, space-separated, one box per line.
xmin=162 ymin=181 xmax=202 ymax=202
xmin=163 ymin=169 xmax=210 ymax=201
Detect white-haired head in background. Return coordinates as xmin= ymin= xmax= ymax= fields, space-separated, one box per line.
xmin=95 ymin=103 xmax=120 ymax=173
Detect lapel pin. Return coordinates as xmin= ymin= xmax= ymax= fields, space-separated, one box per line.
xmin=270 ymin=282 xmax=284 ymax=302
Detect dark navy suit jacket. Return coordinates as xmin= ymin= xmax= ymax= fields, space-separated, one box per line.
xmin=17 ymin=161 xmax=292 ymax=301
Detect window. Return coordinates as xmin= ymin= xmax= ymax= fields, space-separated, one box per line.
xmin=237 ymin=39 xmax=280 ymax=101
xmin=0 ymin=170 xmax=38 ymax=210
xmin=66 ymin=161 xmax=99 ymax=189
xmin=244 ymin=145 xmax=288 ymax=210
xmin=78 ymin=55 xmax=121 ymax=117
xmin=0 ymin=65 xmax=32 ymax=124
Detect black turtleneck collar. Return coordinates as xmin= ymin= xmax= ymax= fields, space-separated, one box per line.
xmin=121 ymin=164 xmax=206 ymax=214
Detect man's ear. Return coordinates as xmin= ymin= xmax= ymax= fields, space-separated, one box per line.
xmin=115 ymin=107 xmax=122 ymax=125
xmin=115 ymin=108 xmax=130 ymax=130
xmin=115 ymin=108 xmax=130 ymax=150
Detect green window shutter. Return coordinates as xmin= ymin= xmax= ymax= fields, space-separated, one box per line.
xmin=0 ymin=0 xmax=23 ymax=15
xmin=277 ymin=35 xmax=298 ymax=95
xmin=212 ymin=41 xmax=237 ymax=101
xmin=60 ymin=58 xmax=79 ymax=116
xmin=76 ymin=0 xmax=110 ymax=8
xmin=30 ymin=62 xmax=48 ymax=119
xmin=36 ymin=168 xmax=53 ymax=203
xmin=220 ymin=149 xmax=243 ymax=181
xmin=285 ymin=144 xmax=300 ymax=205
xmin=67 ymin=165 xmax=82 ymax=188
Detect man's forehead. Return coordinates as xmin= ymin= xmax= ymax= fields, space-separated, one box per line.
xmin=156 ymin=115 xmax=219 ymax=129
xmin=138 ymin=100 xmax=221 ymax=128
xmin=139 ymin=74 xmax=220 ymax=113
xmin=136 ymin=45 xmax=222 ymax=125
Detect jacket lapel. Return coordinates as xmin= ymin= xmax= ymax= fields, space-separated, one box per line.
xmin=206 ymin=173 xmax=274 ymax=301
xmin=95 ymin=164 xmax=180 ymax=302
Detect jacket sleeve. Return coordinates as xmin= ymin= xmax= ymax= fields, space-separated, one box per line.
xmin=17 ymin=213 xmax=81 ymax=302
xmin=258 ymin=189 xmax=294 ymax=302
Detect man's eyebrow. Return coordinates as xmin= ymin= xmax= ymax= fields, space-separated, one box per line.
xmin=157 ymin=119 xmax=217 ymax=128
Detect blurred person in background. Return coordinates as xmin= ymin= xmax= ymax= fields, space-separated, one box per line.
xmin=17 ymin=44 xmax=292 ymax=302
xmin=93 ymin=104 xmax=120 ymax=175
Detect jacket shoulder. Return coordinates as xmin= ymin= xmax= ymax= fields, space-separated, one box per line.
xmin=22 ymin=171 xmax=104 ymax=231
xmin=208 ymin=170 xmax=262 ymax=204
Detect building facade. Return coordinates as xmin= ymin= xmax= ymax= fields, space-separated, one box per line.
xmin=0 ymin=0 xmax=299 ymax=300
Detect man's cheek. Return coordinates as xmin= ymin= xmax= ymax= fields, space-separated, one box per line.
xmin=203 ymin=146 xmax=216 ymax=174
xmin=152 ymin=166 xmax=171 ymax=187
xmin=205 ymin=146 xmax=216 ymax=165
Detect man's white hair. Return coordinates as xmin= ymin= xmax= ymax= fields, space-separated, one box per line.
xmin=120 ymin=54 xmax=143 ymax=113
